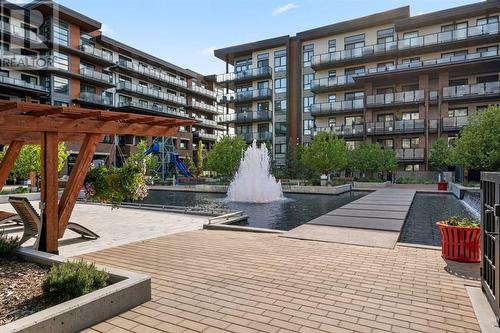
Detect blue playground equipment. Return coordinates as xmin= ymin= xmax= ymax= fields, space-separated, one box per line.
xmin=145 ymin=137 xmax=193 ymax=180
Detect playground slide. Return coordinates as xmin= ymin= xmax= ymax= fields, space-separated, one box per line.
xmin=170 ymin=153 xmax=193 ymax=177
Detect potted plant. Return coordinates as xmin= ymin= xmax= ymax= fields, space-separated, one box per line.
xmin=436 ymin=216 xmax=480 ymax=263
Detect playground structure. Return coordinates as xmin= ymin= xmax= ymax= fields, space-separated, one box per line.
xmin=145 ymin=137 xmax=193 ymax=181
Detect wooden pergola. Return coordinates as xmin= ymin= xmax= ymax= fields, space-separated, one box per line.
xmin=0 ymin=101 xmax=195 ymax=253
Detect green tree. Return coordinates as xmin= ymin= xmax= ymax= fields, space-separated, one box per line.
xmin=184 ymin=156 xmax=196 ymax=175
xmin=300 ymin=132 xmax=348 ymax=177
xmin=206 ymin=136 xmax=246 ymax=179
xmin=451 ymin=106 xmax=500 ymax=171
xmin=196 ymin=140 xmax=204 ymax=177
xmin=349 ymin=144 xmax=382 ymax=176
xmin=379 ymin=148 xmax=398 ymax=173
xmin=429 ymin=138 xmax=451 ymax=171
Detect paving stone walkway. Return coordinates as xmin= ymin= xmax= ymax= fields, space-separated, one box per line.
xmin=80 ymin=230 xmax=481 ymax=333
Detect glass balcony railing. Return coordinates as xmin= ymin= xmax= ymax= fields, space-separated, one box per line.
xmin=428 ymin=119 xmax=439 ymax=132
xmin=310 ymin=99 xmax=364 ymax=116
xmin=366 ymin=49 xmax=499 ymax=75
xmin=234 ymin=132 xmax=273 ymax=142
xmin=116 ymin=81 xmax=187 ymax=105
xmin=313 ymin=124 xmax=364 ymax=137
xmin=117 ymin=101 xmax=189 ymax=118
xmin=194 ymin=117 xmax=225 ymax=129
xmin=366 ymin=119 xmax=425 ymax=135
xmin=311 ymin=75 xmax=359 ymax=92
xmin=187 ymin=101 xmax=218 ymax=113
xmin=398 ymin=22 xmax=499 ymax=51
xmin=79 ymin=45 xmax=114 ymax=62
xmin=78 ymin=92 xmax=113 ymax=106
xmin=216 ymin=66 xmax=272 ymax=83
xmin=193 ymin=131 xmax=218 ymax=140
xmin=443 ymin=81 xmax=500 ymax=100
xmin=0 ymin=22 xmax=43 ymax=42
xmin=218 ymin=111 xmax=272 ymax=123
xmin=79 ymin=68 xmax=113 ymax=84
xmin=218 ymin=88 xmax=273 ymax=103
xmin=442 ymin=116 xmax=469 ymax=131
xmin=0 ymin=75 xmax=48 ymax=92
xmin=117 ymin=59 xmax=188 ymax=89
xmin=366 ymin=90 xmax=424 ymax=107
xmin=189 ymin=84 xmax=217 ymax=99
xmin=395 ymin=148 xmax=425 ymax=161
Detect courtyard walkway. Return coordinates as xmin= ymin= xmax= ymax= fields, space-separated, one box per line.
xmin=81 ymin=230 xmax=481 ymax=333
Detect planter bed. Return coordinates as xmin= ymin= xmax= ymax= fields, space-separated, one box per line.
xmin=1 ymin=248 xmax=151 ymax=333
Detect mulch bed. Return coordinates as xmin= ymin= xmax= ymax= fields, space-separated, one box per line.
xmin=0 ymin=258 xmax=51 ymax=325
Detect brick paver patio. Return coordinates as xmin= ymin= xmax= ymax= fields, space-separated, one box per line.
xmin=80 ymin=230 xmax=481 ymax=333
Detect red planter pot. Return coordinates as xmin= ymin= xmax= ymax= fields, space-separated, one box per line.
xmin=437 ymin=181 xmax=448 ymax=191
xmin=436 ymin=223 xmax=481 ymax=263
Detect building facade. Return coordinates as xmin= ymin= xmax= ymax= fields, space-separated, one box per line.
xmin=0 ymin=0 xmax=222 ymax=175
xmin=213 ymin=0 xmax=500 ymax=171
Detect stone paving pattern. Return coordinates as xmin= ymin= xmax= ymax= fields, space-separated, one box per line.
xmin=80 ymin=230 xmax=481 ymax=333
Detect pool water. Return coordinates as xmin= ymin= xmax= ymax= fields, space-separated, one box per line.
xmin=141 ymin=190 xmax=366 ymax=231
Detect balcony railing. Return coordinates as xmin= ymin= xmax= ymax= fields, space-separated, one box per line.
xmin=193 ymin=131 xmax=218 ymax=140
xmin=117 ymin=101 xmax=190 ymax=118
xmin=0 ymin=22 xmax=43 ymax=42
xmin=442 ymin=116 xmax=469 ymax=131
xmin=194 ymin=117 xmax=225 ymax=129
xmin=189 ymin=84 xmax=217 ymax=99
xmin=116 ymin=81 xmax=187 ymax=105
xmin=78 ymin=92 xmax=113 ymax=106
xmin=218 ymin=111 xmax=272 ymax=123
xmin=79 ymin=45 xmax=114 ymax=62
xmin=366 ymin=90 xmax=424 ymax=107
xmin=311 ymin=75 xmax=359 ymax=93
xmin=366 ymin=119 xmax=425 ymax=135
xmin=0 ymin=75 xmax=48 ymax=92
xmin=310 ymin=99 xmax=364 ymax=116
xmin=218 ymin=88 xmax=273 ymax=103
xmin=235 ymin=131 xmax=273 ymax=142
xmin=428 ymin=119 xmax=439 ymax=132
xmin=117 ymin=59 xmax=188 ymax=89
xmin=366 ymin=49 xmax=499 ymax=76
xmin=398 ymin=22 xmax=499 ymax=51
xmin=313 ymin=124 xmax=364 ymax=137
xmin=443 ymin=81 xmax=500 ymax=100
xmin=395 ymin=148 xmax=425 ymax=161
xmin=79 ymin=68 xmax=113 ymax=84
xmin=216 ymin=66 xmax=272 ymax=83
xmin=187 ymin=101 xmax=218 ymax=113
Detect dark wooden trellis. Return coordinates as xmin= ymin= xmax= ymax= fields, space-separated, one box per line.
xmin=481 ymin=172 xmax=500 ymax=324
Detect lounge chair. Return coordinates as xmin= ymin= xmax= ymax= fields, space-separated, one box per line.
xmin=0 ymin=211 xmax=20 ymax=225
xmin=8 ymin=196 xmax=99 ymax=248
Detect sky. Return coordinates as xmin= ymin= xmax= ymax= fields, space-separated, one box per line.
xmin=55 ymin=0 xmax=481 ymax=75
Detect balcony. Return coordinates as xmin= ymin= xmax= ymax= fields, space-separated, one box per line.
xmin=218 ymin=111 xmax=272 ymax=124
xmin=116 ymin=81 xmax=187 ymax=106
xmin=78 ymin=45 xmax=115 ymax=66
xmin=313 ymin=124 xmax=364 ymax=138
xmin=195 ymin=117 xmax=226 ymax=130
xmin=115 ymin=60 xmax=188 ymax=90
xmin=0 ymin=22 xmax=44 ymax=43
xmin=79 ymin=68 xmax=114 ymax=87
xmin=189 ymin=84 xmax=217 ymax=100
xmin=366 ymin=90 xmax=424 ymax=108
xmin=311 ymin=41 xmax=398 ymax=70
xmin=75 ymin=92 xmax=113 ymax=108
xmin=442 ymin=116 xmax=469 ymax=132
xmin=117 ymin=101 xmax=191 ymax=119
xmin=235 ymin=131 xmax=273 ymax=142
xmin=428 ymin=119 xmax=439 ymax=133
xmin=310 ymin=99 xmax=364 ymax=116
xmin=310 ymin=75 xmax=361 ymax=93
xmin=216 ymin=66 xmax=272 ymax=84
xmin=0 ymin=75 xmax=48 ymax=95
xmin=187 ymin=101 xmax=219 ymax=114
xmin=442 ymin=81 xmax=500 ymax=101
xmin=193 ymin=131 xmax=219 ymax=141
xmin=218 ymin=88 xmax=273 ymax=104
xmin=366 ymin=119 xmax=425 ymax=135
xmin=395 ymin=148 xmax=425 ymax=162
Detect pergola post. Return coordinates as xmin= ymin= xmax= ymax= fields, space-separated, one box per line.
xmin=0 ymin=141 xmax=24 ymax=191
xmin=58 ymin=134 xmax=102 ymax=237
xmin=39 ymin=132 xmax=59 ymax=253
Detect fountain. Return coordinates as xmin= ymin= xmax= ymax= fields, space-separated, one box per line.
xmin=461 ymin=191 xmax=480 ymax=219
xmin=227 ymin=140 xmax=283 ymax=203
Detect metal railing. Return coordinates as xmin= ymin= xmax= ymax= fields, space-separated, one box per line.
xmin=0 ymin=22 xmax=43 ymax=42
xmin=395 ymin=148 xmax=425 ymax=161
xmin=312 ymin=41 xmax=398 ymax=67
xmin=366 ymin=119 xmax=425 ymax=134
xmin=194 ymin=117 xmax=225 ymax=129
xmin=218 ymin=111 xmax=272 ymax=123
xmin=189 ymin=84 xmax=217 ymax=99
xmin=117 ymin=101 xmax=189 ymax=118
xmin=0 ymin=75 xmax=48 ymax=92
xmin=234 ymin=131 xmax=273 ymax=142
xmin=78 ymin=92 xmax=113 ymax=106
xmin=366 ymin=90 xmax=424 ymax=107
xmin=216 ymin=66 xmax=272 ymax=83
xmin=193 ymin=132 xmax=219 ymax=140
xmin=442 ymin=116 xmax=469 ymax=131
xmin=313 ymin=124 xmax=364 ymax=137
xmin=310 ymin=99 xmax=364 ymax=116
xmin=187 ymin=100 xmax=218 ymax=113
xmin=79 ymin=45 xmax=114 ymax=62
xmin=218 ymin=88 xmax=272 ymax=103
xmin=117 ymin=59 xmax=188 ymax=89
xmin=79 ymin=68 xmax=113 ymax=83
xmin=116 ymin=81 xmax=187 ymax=105
xmin=443 ymin=81 xmax=500 ymax=100
xmin=311 ymin=75 xmax=358 ymax=92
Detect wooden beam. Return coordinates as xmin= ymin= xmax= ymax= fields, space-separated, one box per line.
xmin=26 ymin=107 xmax=64 ymax=117
xmin=58 ymin=134 xmax=102 ymax=237
xmin=39 ymin=132 xmax=59 ymax=253
xmin=0 ymin=102 xmax=18 ymax=112
xmin=99 ymin=114 xmax=130 ymax=122
xmin=0 ymin=141 xmax=23 ymax=192
xmin=0 ymin=132 xmax=85 ymax=145
xmin=65 ymin=111 xmax=102 ymax=120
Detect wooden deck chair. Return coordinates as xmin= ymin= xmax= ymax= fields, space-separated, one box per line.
xmin=8 ymin=196 xmax=99 ymax=248
xmin=0 ymin=211 xmax=20 ymax=226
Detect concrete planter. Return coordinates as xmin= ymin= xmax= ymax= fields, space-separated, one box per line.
xmin=0 ymin=191 xmax=64 ymax=204
xmin=283 ymin=184 xmax=351 ymax=195
xmin=2 ymin=248 xmax=151 ymax=333
xmin=353 ymin=181 xmax=390 ymax=189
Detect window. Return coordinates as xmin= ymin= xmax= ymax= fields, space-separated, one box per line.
xmin=274 ymin=50 xmax=287 ymax=72
xmin=80 ymin=62 xmax=95 ymax=72
xmin=405 ymin=164 xmax=420 ymax=171
xmin=275 ymin=122 xmax=287 ymax=136
xmin=118 ymin=95 xmax=132 ymax=105
xmin=236 ymin=125 xmax=251 ymax=134
xmin=53 ymin=101 xmax=68 ymax=107
xmin=328 ymin=117 xmax=336 ymax=127
xmin=303 ymin=44 xmax=314 ymax=67
xmin=102 ymin=49 xmax=113 ymax=60
xmin=303 ymin=96 xmax=314 ymax=113
xmin=402 ymin=57 xmax=420 ymax=64
xmin=257 ymin=53 xmax=269 ymax=68
xmin=328 ymin=39 xmax=336 ymax=53
xmin=477 ymin=74 xmax=498 ymax=83
xmin=346 ymin=141 xmax=361 ymax=150
xmin=235 ymin=58 xmax=251 ymax=72
xmin=0 ymin=70 xmax=8 ymax=77
xmin=21 ymin=74 xmax=37 ymax=85
xmin=80 ymin=84 xmax=96 ymax=94
xmin=275 ymin=100 xmax=287 ymax=113
xmin=377 ymin=114 xmax=394 ymax=122
xmin=477 ymin=105 xmax=489 ymax=112
xmin=345 ymin=116 xmax=362 ymax=125
xmin=344 ymin=91 xmax=364 ymax=101
xmin=377 ymin=61 xmax=394 ymax=71
xmin=402 ymin=84 xmax=419 ymax=91
xmin=441 ymin=50 xmax=468 ymax=58
xmin=303 ymin=119 xmax=314 ymax=136
xmin=402 ymin=137 xmax=420 ymax=149
xmin=477 ymin=45 xmax=499 ymax=54
xmin=377 ymin=87 xmax=394 ymax=94
xmin=447 ymin=136 xmax=456 ymax=147
xmin=345 ymin=66 xmax=365 ymax=78
xmin=377 ymin=28 xmax=394 ymax=44
xmin=275 ymin=144 xmax=287 ymax=154
xmin=449 ymin=78 xmax=468 ymax=86
xmin=403 ymin=31 xmax=418 ymax=39
xmin=139 ymin=99 xmax=148 ymax=107
xmin=328 ymin=70 xmax=337 ymax=78
xmin=257 ymin=102 xmax=269 ymax=111
xmin=377 ymin=139 xmax=394 ymax=149
xmin=441 ymin=21 xmax=467 ymax=32
xmin=179 ymin=140 xmax=188 ymax=149
xmin=119 ymin=75 xmax=131 ymax=83
xmin=53 ymin=76 xmax=69 ymax=95
xmin=344 ymin=33 xmax=365 ymax=50
xmin=257 ymin=81 xmax=269 ymax=90
xmin=402 ymin=112 xmax=419 ymax=120
xmin=53 ymin=51 xmax=69 ymax=71
xmin=275 ymin=77 xmax=287 ymax=93
xmin=303 ymin=73 xmax=314 ymax=90
xmin=258 ymin=123 xmax=269 ymax=133
xmin=328 ymin=95 xmax=336 ymax=103
xmin=477 ymin=16 xmax=499 ymax=25
xmin=53 ymin=21 xmax=69 ymax=46
xmin=448 ymin=108 xmax=468 ymax=118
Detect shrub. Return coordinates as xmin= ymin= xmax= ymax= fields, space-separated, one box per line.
xmin=0 ymin=186 xmax=28 ymax=195
xmin=394 ymin=176 xmax=435 ymax=184
xmin=354 ymin=177 xmax=385 ymax=183
xmin=440 ymin=216 xmax=479 ymax=228
xmin=42 ymin=260 xmax=109 ymax=303
xmin=0 ymin=231 xmax=20 ymax=257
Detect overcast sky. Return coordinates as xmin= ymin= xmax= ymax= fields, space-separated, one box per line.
xmin=55 ymin=0 xmax=480 ymax=75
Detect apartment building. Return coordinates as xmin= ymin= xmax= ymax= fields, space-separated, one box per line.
xmin=0 ymin=0 xmax=222 ymax=175
xmin=213 ymin=0 xmax=500 ymax=171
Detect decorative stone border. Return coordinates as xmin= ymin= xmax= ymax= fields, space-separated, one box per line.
xmin=2 ymin=248 xmax=151 ymax=333
xmin=353 ymin=181 xmax=391 ymax=189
